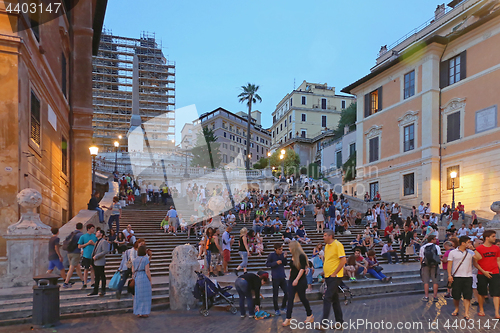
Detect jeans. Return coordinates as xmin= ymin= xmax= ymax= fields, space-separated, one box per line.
xmin=269 ymin=206 xmax=276 ymax=214
xmin=367 ymin=268 xmax=387 ymax=281
xmin=322 ymin=277 xmax=343 ymax=323
xmin=272 ymin=277 xmax=288 ymax=311
xmin=286 ymin=278 xmax=312 ymax=319
xmin=235 ymin=278 xmax=254 ymax=316
xmin=206 ymin=250 xmax=212 ymax=268
xmin=263 ymin=226 xmax=274 ymax=234
xmin=94 ymin=207 xmax=104 ymax=222
xmin=253 ymin=225 xmax=263 ymax=233
xmin=92 ymin=265 xmax=106 ymax=294
xmin=306 ymin=269 xmax=313 ymax=285
xmin=459 ymin=211 xmax=465 ymax=220
xmin=329 ymin=217 xmax=335 ymax=231
xmin=117 ymin=268 xmax=131 ymax=292
xmin=108 ymin=215 xmax=120 ymax=234
xmin=305 ymin=190 xmax=309 ymax=199
xmin=239 ymin=251 xmax=248 ymax=268
xmin=382 ymin=252 xmax=399 ymax=264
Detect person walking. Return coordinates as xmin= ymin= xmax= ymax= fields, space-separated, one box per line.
xmin=266 ymin=243 xmax=288 ymax=316
xmin=473 ymin=230 xmax=500 ymax=319
xmin=235 ymin=271 xmax=269 ymax=318
xmin=447 ymin=236 xmax=475 ymax=319
xmin=133 ymin=245 xmax=152 ymax=318
xmin=62 ymin=223 xmax=84 ymax=288
xmin=103 ymin=196 xmax=121 ymax=235
xmin=282 ymin=241 xmax=314 ymax=326
xmin=77 ymin=224 xmax=97 ymax=289
xmin=235 ymin=228 xmax=250 ymax=276
xmin=88 ymin=229 xmax=109 ymax=296
xmin=47 ymin=227 xmax=67 ymax=281
xmin=321 ymin=229 xmax=345 ymax=326
xmin=419 ymin=235 xmax=442 ymax=302
xmin=400 ymin=225 xmax=414 ymax=263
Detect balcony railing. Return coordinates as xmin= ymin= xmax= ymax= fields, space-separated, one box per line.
xmin=312 ymin=104 xmax=337 ymax=111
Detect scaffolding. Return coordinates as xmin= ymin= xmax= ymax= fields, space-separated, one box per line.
xmin=92 ymin=30 xmax=176 ymax=152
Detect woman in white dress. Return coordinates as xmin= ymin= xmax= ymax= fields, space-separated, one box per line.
xmin=314 ymin=204 xmax=325 ymax=233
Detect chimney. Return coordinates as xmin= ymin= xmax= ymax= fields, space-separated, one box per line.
xmin=435 ymin=4 xmax=446 ymax=20
xmin=378 ymin=45 xmax=388 ymax=57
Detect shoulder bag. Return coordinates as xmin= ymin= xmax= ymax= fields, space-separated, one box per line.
xmin=447 ymin=251 xmax=468 ymax=288
xmin=128 ymin=257 xmax=144 ymax=290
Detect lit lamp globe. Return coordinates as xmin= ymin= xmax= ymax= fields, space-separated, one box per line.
xmin=281 ymin=149 xmax=286 ymax=155
xmin=114 ymin=141 xmax=119 ymax=148
xmin=89 ymin=146 xmax=99 ymax=156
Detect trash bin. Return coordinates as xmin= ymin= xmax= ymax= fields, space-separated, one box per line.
xmin=32 ymin=273 xmax=61 ymax=327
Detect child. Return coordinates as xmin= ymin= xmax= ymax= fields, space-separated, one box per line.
xmin=160 ymin=217 xmax=169 ymax=233
xmin=282 ymin=227 xmax=293 ymax=243
xmin=306 ymin=260 xmax=315 ymax=292
xmin=345 ymin=255 xmax=357 ymax=281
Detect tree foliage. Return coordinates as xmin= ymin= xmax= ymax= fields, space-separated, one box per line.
xmin=238 ymin=83 xmax=262 ymax=170
xmin=269 ymin=149 xmax=300 ymax=175
xmin=253 ymin=157 xmax=269 ymax=169
xmin=333 ymin=102 xmax=357 ymax=137
xmin=342 ymin=153 xmax=356 ymax=183
xmin=190 ymin=127 xmax=221 ymax=168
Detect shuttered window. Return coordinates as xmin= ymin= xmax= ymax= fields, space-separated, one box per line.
xmin=403 ymin=173 xmax=415 ymax=196
xmin=447 ymin=112 xmax=460 ymax=143
xmin=369 ymin=137 xmax=379 ymax=162
xmin=364 ymin=87 xmax=383 ymax=118
xmin=30 ymin=91 xmax=41 ymax=146
xmin=440 ymin=51 xmax=467 ymax=88
xmin=336 ymin=151 xmax=342 ymax=169
xmin=62 ymin=137 xmax=68 ymax=175
xmin=322 ymin=115 xmax=327 ymax=127
xmin=404 ymin=70 xmax=415 ymax=99
xmin=403 ymin=124 xmax=415 ymax=152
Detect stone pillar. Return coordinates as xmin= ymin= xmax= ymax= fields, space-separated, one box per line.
xmin=70 ymin=0 xmax=94 ymax=217
xmin=169 ymin=244 xmax=199 ymax=311
xmin=0 ymin=189 xmax=52 ymax=287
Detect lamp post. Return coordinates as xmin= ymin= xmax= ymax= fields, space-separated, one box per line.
xmin=248 ymin=154 xmax=252 ymax=169
xmin=450 ymin=171 xmax=457 ymax=210
xmin=280 ymin=149 xmax=286 ymax=178
xmin=114 ymin=141 xmax=119 ymax=173
xmin=89 ymin=146 xmax=99 ymax=194
xmin=183 ymin=149 xmax=190 ymax=178
xmin=267 ymin=151 xmax=271 ymax=169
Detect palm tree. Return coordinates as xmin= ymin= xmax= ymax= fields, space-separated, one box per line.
xmin=238 ymin=83 xmax=262 ymax=170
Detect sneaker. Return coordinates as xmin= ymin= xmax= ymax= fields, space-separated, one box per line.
xmin=422 ymin=297 xmax=429 ymax=302
xmin=241 ymin=315 xmax=246 ymax=318
xmin=444 ymin=294 xmax=452 ymax=299
xmin=433 ymin=297 xmax=438 ymax=303
xmin=280 ymin=308 xmax=287 ymax=313
xmin=62 ymin=283 xmax=72 ymax=288
xmin=209 ymin=273 xmax=217 ymax=278
xmin=352 ymin=277 xmax=357 ymax=282
xmin=81 ymin=284 xmax=87 ymax=290
xmin=218 ymin=271 xmax=224 ymax=277
xmin=87 ymin=292 xmax=98 ymax=297
xmin=234 ymin=269 xmax=239 ymax=276
xmin=248 ymin=315 xmax=254 ymax=319
xmin=275 ymin=310 xmax=281 ymax=316
xmin=471 ymin=301 xmax=479 ymax=306
xmin=99 ymin=293 xmax=106 ymax=297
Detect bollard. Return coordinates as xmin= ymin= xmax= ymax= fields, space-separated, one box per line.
xmin=32 ymin=273 xmax=61 ymax=327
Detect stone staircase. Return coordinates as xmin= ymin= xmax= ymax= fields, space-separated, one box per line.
xmin=0 ymin=197 xmax=437 ymax=326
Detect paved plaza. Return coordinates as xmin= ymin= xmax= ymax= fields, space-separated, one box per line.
xmin=4 ymin=293 xmax=499 ymax=333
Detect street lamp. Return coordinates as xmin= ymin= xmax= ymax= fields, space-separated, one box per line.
xmin=450 ymin=171 xmax=457 ymax=210
xmin=280 ymin=154 xmax=284 ymax=178
xmin=183 ymin=149 xmax=190 ymax=178
xmin=114 ymin=141 xmax=119 ymax=173
xmin=267 ymin=151 xmax=271 ymax=169
xmin=281 ymin=149 xmax=286 ymax=155
xmin=89 ymin=146 xmax=99 ymax=194
xmin=118 ymin=135 xmax=122 ymax=139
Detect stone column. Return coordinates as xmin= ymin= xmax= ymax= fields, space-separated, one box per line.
xmin=169 ymin=244 xmax=199 ymax=311
xmin=0 ymin=189 xmax=52 ymax=288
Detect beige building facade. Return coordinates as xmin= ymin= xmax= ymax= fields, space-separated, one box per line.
xmin=271 ymin=80 xmax=355 ymax=149
xmin=343 ymin=0 xmax=500 ymax=218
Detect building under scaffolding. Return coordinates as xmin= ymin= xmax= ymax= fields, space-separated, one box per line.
xmin=92 ymin=30 xmax=175 ymax=152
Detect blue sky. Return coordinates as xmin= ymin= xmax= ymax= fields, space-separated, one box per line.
xmin=103 ymin=0 xmax=443 ymax=140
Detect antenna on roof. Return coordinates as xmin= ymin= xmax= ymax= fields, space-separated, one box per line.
xmin=293 ymin=78 xmax=296 ymax=90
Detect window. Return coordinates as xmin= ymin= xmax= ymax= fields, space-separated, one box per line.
xmin=440 ymin=51 xmax=466 ymax=88
xmin=369 ymin=137 xmax=379 ymax=162
xmin=30 ymin=90 xmax=41 ymax=146
xmin=290 ymin=98 xmax=292 ymax=106
xmin=404 ymin=70 xmax=415 ymax=99
xmin=62 ymin=53 xmax=67 ymax=98
xmin=321 ymin=98 xmax=327 ymax=109
xmin=342 ymin=100 xmax=346 ymax=109
xmin=237 ymin=147 xmax=240 ymax=153
xmin=336 ymin=151 xmax=342 ymax=169
xmin=62 ymin=208 xmax=68 ymax=225
xmin=289 ymin=132 xmax=292 ymax=139
xmin=223 ymin=132 xmax=226 ymax=138
xmin=272 ymin=131 xmax=275 ymax=138
xmin=403 ymin=173 xmax=415 ymax=196
xmin=301 ymin=114 xmax=306 ymax=122
xmin=284 ymin=120 xmax=287 ymax=127
xmin=349 ymin=143 xmax=356 ymax=157
xmin=322 ymin=115 xmax=327 ymax=128
xmin=230 ymin=145 xmax=235 ymax=151
xmin=273 ymin=115 xmax=276 ymax=123
xmin=447 ymin=165 xmax=460 ymax=190
xmin=62 ymin=136 xmax=68 ymax=175
xmin=223 ymin=154 xmax=228 ymax=163
xmin=364 ymin=87 xmax=382 ymax=117
xmin=301 ymin=96 xmax=306 ymax=105
xmin=447 ymin=112 xmax=461 ymax=142
xmin=231 ymin=156 xmax=235 ymax=162
xmin=289 ymin=115 xmax=292 ymax=122
xmin=301 ymin=130 xmax=306 ymax=138
xmin=236 ymin=158 xmax=240 ymax=166
xmin=403 ymin=124 xmax=415 ymax=152
xmin=257 ymin=155 xmax=259 ymax=160
xmin=369 ymin=182 xmax=379 ymax=200
xmin=280 ymin=123 xmax=283 ymax=131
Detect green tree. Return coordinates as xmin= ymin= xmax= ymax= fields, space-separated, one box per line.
xmin=333 ymin=102 xmax=357 ymax=137
xmin=238 ymin=83 xmax=262 ymax=170
xmin=343 ymin=153 xmax=356 ymax=183
xmin=269 ymin=149 xmax=300 ymax=176
xmin=253 ymin=157 xmax=269 ymax=169
xmin=190 ymin=127 xmax=221 ymax=168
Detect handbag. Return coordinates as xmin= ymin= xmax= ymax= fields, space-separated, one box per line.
xmin=128 ymin=257 xmax=144 ymax=292
xmin=405 ymin=246 xmax=415 ymax=255
xmin=125 ymin=250 xmax=133 ymax=269
xmin=312 ymin=256 xmax=323 ymax=269
xmin=373 ymin=265 xmax=383 ymax=273
xmin=447 ymin=251 xmax=468 ymax=288
xmin=108 ymin=271 xmax=121 ymax=290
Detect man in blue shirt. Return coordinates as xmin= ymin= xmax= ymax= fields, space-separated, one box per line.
xmin=328 ymin=203 xmax=336 ymax=232
xmin=78 ymin=224 xmax=97 ymax=289
xmin=273 ymin=217 xmax=283 ymax=234
xmin=263 ymin=216 xmax=274 ymax=235
xmin=167 ymin=206 xmax=178 ymax=234
xmin=253 ymin=216 xmax=264 ymax=234
xmin=266 ymin=243 xmax=288 ymax=315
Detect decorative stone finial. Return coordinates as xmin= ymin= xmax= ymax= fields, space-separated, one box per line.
xmin=17 ymin=188 xmax=43 ymax=211
xmin=7 ymin=188 xmax=50 ymax=235
xmin=491 ymin=201 xmax=500 ymax=221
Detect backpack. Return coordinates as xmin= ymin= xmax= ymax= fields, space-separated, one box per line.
xmin=423 ymin=244 xmax=440 ymax=267
xmin=62 ymin=231 xmax=79 ymax=253
xmin=240 ymin=203 xmax=246 ymax=210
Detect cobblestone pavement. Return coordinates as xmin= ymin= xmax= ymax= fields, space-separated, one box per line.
xmin=4 ymin=294 xmax=500 ymax=333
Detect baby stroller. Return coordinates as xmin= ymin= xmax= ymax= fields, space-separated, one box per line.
xmin=320 ymin=278 xmax=353 ymax=305
xmin=193 ymin=271 xmax=238 ymax=316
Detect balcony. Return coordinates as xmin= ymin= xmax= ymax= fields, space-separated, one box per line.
xmin=312 ymin=104 xmax=337 ymax=111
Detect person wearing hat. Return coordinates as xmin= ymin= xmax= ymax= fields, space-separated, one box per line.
xmin=234 ymin=270 xmax=269 ymax=318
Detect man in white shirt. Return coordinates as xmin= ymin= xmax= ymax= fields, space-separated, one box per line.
xmin=226 ymin=212 xmax=236 ymax=225
xmin=419 ymin=235 xmax=442 ymax=302
xmin=457 ymin=223 xmax=469 ymax=237
xmin=200 ymin=186 xmax=206 ymax=204
xmin=476 ymin=222 xmax=485 ymax=239
xmin=222 ymin=226 xmax=234 ymax=274
xmin=447 ymin=236 xmax=476 ymax=318
xmin=429 ymin=213 xmax=439 ymax=225
xmin=122 ymin=225 xmax=136 ymax=245
xmin=418 ymin=201 xmax=425 ymax=217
